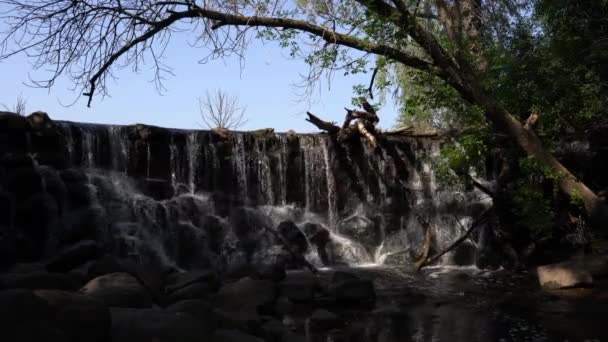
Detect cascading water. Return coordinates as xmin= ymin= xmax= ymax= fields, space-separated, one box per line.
xmin=47 ymin=121 xmax=491 ymax=272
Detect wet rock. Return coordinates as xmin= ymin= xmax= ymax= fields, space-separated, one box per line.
xmin=251 ymin=257 xmax=287 ymax=282
xmin=5 ymin=262 xmax=45 ymax=274
xmin=80 ymin=272 xmax=153 ymax=308
xmin=27 ymin=111 xmax=55 ymax=131
xmin=0 ymin=271 xmax=78 ymax=291
xmin=0 ymin=289 xmax=68 ymax=342
xmin=45 ymin=240 xmax=99 ymax=273
xmin=274 ymin=296 xmax=294 ymax=315
xmin=278 ymin=221 xmax=308 ymax=254
xmin=214 ymin=277 xmax=276 ymax=313
xmin=260 ymin=319 xmax=297 ymax=342
xmin=136 ymin=178 xmax=175 ymax=200
xmin=165 ymin=270 xmax=219 ymax=294
xmin=65 ymin=181 xmax=95 ymax=206
xmin=0 ymin=225 xmax=16 ymax=269
xmin=213 ymin=307 xmax=263 ymax=331
xmin=86 ymin=255 xmax=126 ymax=280
xmin=59 ymin=168 xmax=88 ymax=183
xmin=167 ymin=299 xmax=214 ymax=323
xmin=537 ymin=262 xmax=593 ymax=289
xmin=7 ymin=167 xmax=44 ymax=201
xmin=0 ymin=111 xmax=29 ymax=133
xmin=279 ymin=273 xmax=316 ymax=302
xmin=0 ymin=188 xmax=14 ymax=226
xmin=326 ymin=272 xmax=375 ymax=305
xmin=167 ymin=282 xmax=214 ymax=304
xmin=121 ymin=261 xmax=166 ymax=305
xmin=34 ymin=290 xmax=110 ymax=342
xmin=16 ymin=193 xmax=59 ymax=252
xmin=337 ymin=215 xmax=383 ymax=249
xmin=111 ymin=307 xmax=210 ymax=342
xmin=305 ymin=309 xmax=342 ymax=332
xmin=303 ymin=223 xmax=330 ymax=246
xmin=62 ymin=205 xmax=105 ymax=244
xmin=212 ymin=329 xmax=264 ymax=342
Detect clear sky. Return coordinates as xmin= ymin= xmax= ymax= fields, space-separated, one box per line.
xmin=0 ymin=18 xmax=400 ymax=133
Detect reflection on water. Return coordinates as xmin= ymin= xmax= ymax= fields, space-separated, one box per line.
xmin=305 ymin=266 xmax=608 ymax=342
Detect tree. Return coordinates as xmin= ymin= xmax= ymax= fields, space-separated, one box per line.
xmin=1 ymin=0 xmax=606 ymax=227
xmin=1 ymin=93 xmax=27 ymax=115
xmin=199 ymin=89 xmax=247 ymax=130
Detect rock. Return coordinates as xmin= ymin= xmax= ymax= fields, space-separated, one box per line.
xmin=274 ymin=296 xmax=294 ymax=315
xmin=45 ymin=240 xmax=99 ymax=273
xmin=0 ymin=188 xmax=14 ymax=226
xmin=278 ymin=221 xmax=308 ymax=254
xmin=80 ymin=272 xmax=153 ymax=308
xmin=537 ymin=262 xmax=594 ymax=289
xmin=111 ymin=307 xmax=210 ymax=342
xmin=121 ymin=260 xmax=166 ymax=305
xmin=0 ymin=225 xmax=16 ymax=269
xmin=259 ymin=319 xmax=294 ymax=342
xmin=165 ymin=270 xmax=219 ymax=293
xmin=167 ymin=299 xmax=214 ymax=323
xmin=337 ymin=215 xmax=383 ymax=249
xmin=213 ymin=307 xmax=262 ymax=331
xmin=214 ymin=277 xmax=276 ymax=313
xmin=305 ymin=309 xmax=342 ymax=333
xmin=16 ymin=193 xmax=59 ymax=253
xmin=251 ymin=252 xmax=287 ymax=282
xmin=27 ymin=111 xmax=55 ymax=131
xmin=212 ymin=329 xmax=265 ymax=342
xmin=62 ymin=205 xmax=105 ymax=244
xmin=59 ymin=168 xmax=88 ymax=183
xmin=86 ymin=255 xmax=126 ymax=280
xmin=167 ymin=282 xmax=214 ymax=304
xmin=34 ymin=290 xmax=110 ymax=342
xmin=0 ymin=111 xmax=29 ymax=133
xmin=0 ymin=289 xmax=68 ymax=342
xmin=303 ymin=223 xmax=330 ymax=246
xmin=279 ymin=274 xmax=316 ymax=302
xmin=5 ymin=262 xmax=45 ymax=274
xmin=326 ymin=272 xmax=375 ymax=305
xmin=0 ymin=271 xmax=78 ymax=291
xmin=7 ymin=167 xmax=44 ymax=201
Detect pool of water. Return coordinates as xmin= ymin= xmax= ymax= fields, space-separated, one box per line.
xmin=304 ymin=266 xmax=608 ymax=342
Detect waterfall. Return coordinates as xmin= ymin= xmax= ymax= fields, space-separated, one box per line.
xmin=30 ymin=121 xmax=493 ymax=270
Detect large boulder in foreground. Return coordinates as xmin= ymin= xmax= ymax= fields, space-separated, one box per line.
xmin=0 ymin=289 xmax=68 ymax=342
xmin=80 ymin=272 xmax=153 ymax=308
xmin=34 ymin=290 xmax=110 ymax=342
xmin=111 ymin=308 xmax=210 ymax=342
xmin=537 ymin=262 xmax=594 ymax=290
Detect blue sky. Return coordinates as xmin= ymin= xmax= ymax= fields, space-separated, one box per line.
xmin=0 ymin=19 xmax=400 ymax=133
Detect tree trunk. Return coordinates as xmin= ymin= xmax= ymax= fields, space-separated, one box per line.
xmin=471 ymin=88 xmax=608 ymax=229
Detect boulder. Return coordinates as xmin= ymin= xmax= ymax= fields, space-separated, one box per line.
xmin=80 ymin=272 xmax=153 ymax=308
xmin=45 ymin=240 xmax=99 ymax=273
xmin=326 ymin=271 xmax=375 ymax=305
xmin=86 ymin=255 xmax=126 ymax=280
xmin=34 ymin=290 xmax=110 ymax=342
xmin=214 ymin=277 xmax=276 ymax=313
xmin=121 ymin=260 xmax=166 ymax=305
xmin=27 ymin=111 xmax=55 ymax=131
xmin=0 ymin=289 xmax=68 ymax=342
xmin=336 ymin=215 xmax=383 ymax=249
xmin=278 ymin=221 xmax=308 ymax=254
xmin=0 ymin=271 xmax=78 ymax=291
xmin=16 ymin=193 xmax=59 ymax=252
xmin=0 ymin=188 xmax=13 ymax=226
xmin=305 ymin=309 xmax=342 ymax=333
xmin=574 ymin=254 xmax=608 ymax=278
xmin=165 ymin=270 xmax=219 ymax=293
xmin=212 ymin=329 xmax=265 ymax=342
xmin=279 ymin=274 xmax=316 ymax=302
xmin=167 ymin=299 xmax=214 ymax=323
xmin=303 ymin=223 xmax=330 ymax=247
xmin=537 ymin=262 xmax=594 ymax=289
xmin=167 ymin=282 xmax=214 ymax=304
xmin=111 ymin=308 xmax=210 ymax=342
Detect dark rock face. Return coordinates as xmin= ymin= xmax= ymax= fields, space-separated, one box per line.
xmin=0 ymin=272 xmax=78 ymax=291
xmin=45 ymin=240 xmax=99 ymax=273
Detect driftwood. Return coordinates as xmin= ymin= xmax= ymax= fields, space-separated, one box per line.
xmin=305 ymin=97 xmax=380 ymax=147
xmin=417 ymin=209 xmax=492 ymax=270
xmin=414 ymin=216 xmax=434 ymax=270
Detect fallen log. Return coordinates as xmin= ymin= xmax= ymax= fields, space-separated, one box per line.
xmin=417 ymin=209 xmax=492 ymax=270
xmin=306 ymin=112 xmax=340 ymax=134
xmin=356 ymin=121 xmax=377 ymax=148
xmin=414 ymin=216 xmax=433 ymax=270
